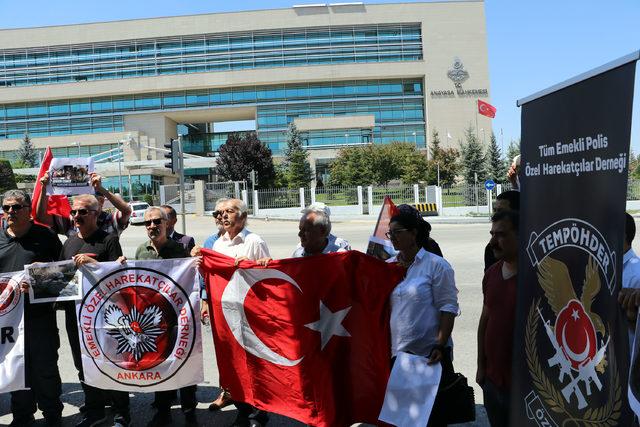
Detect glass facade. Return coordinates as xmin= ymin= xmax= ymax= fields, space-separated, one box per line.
xmin=0 ymin=24 xmax=422 ymax=87
xmin=0 ymin=78 xmax=426 ymax=152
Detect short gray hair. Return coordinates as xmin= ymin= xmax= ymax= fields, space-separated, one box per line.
xmin=73 ymin=194 xmax=99 ymax=211
xmin=227 ymin=198 xmax=248 ymax=215
xmin=144 ymin=206 xmax=168 ymax=221
xmin=214 ymin=197 xmax=229 ymax=211
xmin=2 ymin=189 xmax=30 ymax=206
xmin=301 ymin=205 xmax=331 ymax=234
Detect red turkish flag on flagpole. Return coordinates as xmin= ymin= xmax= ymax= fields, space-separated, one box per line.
xmin=30 ymin=147 xmax=71 ymax=223
xmin=202 ymin=250 xmax=405 ymax=427
xmin=477 ymin=99 xmax=497 ymax=118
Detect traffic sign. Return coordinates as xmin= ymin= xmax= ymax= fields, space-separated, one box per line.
xmin=484 ymin=179 xmax=496 ymax=191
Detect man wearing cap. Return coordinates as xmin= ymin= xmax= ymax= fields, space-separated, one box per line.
xmin=36 ymin=172 xmax=131 ymax=237
xmin=292 ymin=203 xmax=350 ymax=257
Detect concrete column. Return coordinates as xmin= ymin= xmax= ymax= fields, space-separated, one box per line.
xmin=194 ymin=180 xmax=205 ymax=216
xmin=357 ymin=186 xmax=364 ymax=214
xmin=234 ymin=182 xmax=240 ymax=199
xmin=159 ymin=185 xmax=166 ymax=205
xmin=367 ymin=186 xmax=373 ymax=216
xmin=496 ymin=184 xmax=503 ymax=195
xmin=241 ymin=189 xmax=248 ymax=206
xmin=310 ymin=187 xmax=316 ymax=205
xmin=299 ymin=188 xmax=305 ymax=209
xmin=413 ymin=184 xmax=420 ymax=204
xmin=436 ymin=186 xmax=443 ymax=215
xmin=253 ymin=190 xmax=260 ymax=216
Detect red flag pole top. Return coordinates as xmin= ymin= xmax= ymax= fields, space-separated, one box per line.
xmin=477 ymin=99 xmax=497 ymax=118
xmin=30 ymin=146 xmax=71 ymax=224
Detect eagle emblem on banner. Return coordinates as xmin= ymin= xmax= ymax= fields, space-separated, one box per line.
xmin=525 ymin=255 xmax=622 ymax=425
xmin=104 ymin=303 xmax=164 ymax=361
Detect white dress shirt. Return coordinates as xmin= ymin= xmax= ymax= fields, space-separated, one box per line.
xmin=623 ymin=248 xmax=640 ymax=351
xmin=212 ymin=227 xmax=270 ymax=261
xmin=388 ymin=248 xmax=459 ymax=357
xmin=291 ymin=233 xmax=351 ymax=257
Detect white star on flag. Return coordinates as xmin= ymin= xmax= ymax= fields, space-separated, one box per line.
xmin=305 ymin=301 xmax=351 ymax=350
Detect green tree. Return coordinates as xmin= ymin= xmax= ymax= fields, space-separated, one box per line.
xmin=282 ymin=123 xmax=313 ymax=188
xmin=329 ymin=145 xmax=377 ymax=185
xmin=0 ymin=160 xmax=18 ymax=193
xmin=17 ymin=133 xmax=38 ymax=168
xmin=216 ymin=132 xmax=276 ymax=188
xmin=459 ymin=125 xmax=486 ymax=185
xmin=505 ymin=139 xmax=520 ymax=169
xmin=485 ymin=132 xmax=507 ymax=183
xmin=427 ymin=128 xmax=460 ymax=186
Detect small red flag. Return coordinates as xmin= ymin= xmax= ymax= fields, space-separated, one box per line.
xmin=31 ymin=147 xmax=71 ymax=223
xmin=366 ymin=196 xmax=399 ymax=260
xmin=202 ymin=250 xmax=405 ymax=427
xmin=478 ymin=99 xmax=497 ymax=118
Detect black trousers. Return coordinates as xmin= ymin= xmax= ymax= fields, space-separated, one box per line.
xmin=11 ymin=306 xmax=63 ymax=423
xmin=236 ymin=402 xmax=269 ymax=424
xmin=482 ymin=379 xmax=510 ymax=427
xmin=64 ymin=302 xmax=130 ymax=419
xmin=154 ymin=385 xmax=197 ymax=412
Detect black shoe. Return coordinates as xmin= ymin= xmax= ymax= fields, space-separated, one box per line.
xmin=79 ymin=404 xmax=87 ymax=414
xmin=45 ymin=417 xmax=63 ymax=427
xmin=231 ymin=414 xmax=249 ymax=427
xmin=75 ymin=414 xmax=107 ymax=427
xmin=9 ymin=416 xmax=35 ymax=427
xmin=113 ymin=414 xmax=131 ymax=427
xmin=146 ymin=410 xmax=171 ymax=427
xmin=184 ymin=408 xmax=198 ymax=426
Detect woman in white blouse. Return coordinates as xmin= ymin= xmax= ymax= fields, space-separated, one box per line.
xmin=386 ymin=205 xmax=459 ymax=425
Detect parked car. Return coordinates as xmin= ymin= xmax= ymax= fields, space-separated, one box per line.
xmin=129 ymin=202 xmax=150 ymax=224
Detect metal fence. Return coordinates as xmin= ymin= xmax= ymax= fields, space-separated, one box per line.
xmin=204 ymin=181 xmax=245 ymax=211
xmin=162 ymin=183 xmax=196 ymax=205
xmin=371 ymin=185 xmax=415 ymax=205
xmin=314 ymin=185 xmax=360 ymax=206
xmin=257 ymin=188 xmax=301 ymax=209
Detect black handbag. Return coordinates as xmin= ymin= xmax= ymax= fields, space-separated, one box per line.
xmin=428 ymin=348 xmax=476 ymax=426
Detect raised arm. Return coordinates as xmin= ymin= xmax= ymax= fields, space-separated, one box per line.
xmin=34 ymin=172 xmax=54 ymax=227
xmin=90 ymin=173 xmax=132 ymax=227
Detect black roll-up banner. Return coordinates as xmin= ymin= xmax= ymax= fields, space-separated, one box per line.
xmin=511 ymin=61 xmax=637 ymax=426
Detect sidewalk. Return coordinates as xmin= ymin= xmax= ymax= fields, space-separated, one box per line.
xmin=249 ymin=213 xmax=491 ymax=224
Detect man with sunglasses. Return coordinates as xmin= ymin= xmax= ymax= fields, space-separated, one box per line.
xmin=59 ymin=194 xmax=130 ymax=427
xmin=130 ymin=206 xmax=197 ymax=427
xmin=161 ymin=204 xmax=195 ymax=253
xmin=36 ymin=172 xmax=132 ymax=237
xmin=0 ymin=190 xmax=64 ymax=427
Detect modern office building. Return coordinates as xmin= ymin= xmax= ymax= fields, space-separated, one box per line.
xmin=0 ymin=1 xmax=490 ymax=192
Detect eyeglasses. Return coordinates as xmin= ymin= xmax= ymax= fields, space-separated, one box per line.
xmin=143 ymin=218 xmax=164 ymax=227
xmin=385 ymin=229 xmax=408 ymax=239
xmin=2 ymin=204 xmax=28 ymax=212
xmin=70 ymin=209 xmax=95 ymax=216
xmin=212 ymin=210 xmax=222 ymax=217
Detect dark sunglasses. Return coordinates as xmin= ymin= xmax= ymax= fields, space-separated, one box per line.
xmin=385 ymin=228 xmax=408 ymax=239
xmin=212 ymin=210 xmax=222 ymax=217
xmin=143 ymin=218 xmax=164 ymax=227
xmin=70 ymin=208 xmax=95 ymax=216
xmin=2 ymin=204 xmax=28 ymax=212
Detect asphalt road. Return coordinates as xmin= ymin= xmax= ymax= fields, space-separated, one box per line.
xmin=0 ymin=216 xmax=494 ymax=426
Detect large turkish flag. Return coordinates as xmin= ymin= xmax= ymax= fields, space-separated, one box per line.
xmin=201 ymin=250 xmax=405 ymax=427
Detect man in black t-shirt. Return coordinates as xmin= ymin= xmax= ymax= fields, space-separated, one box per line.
xmin=60 ymin=194 xmax=130 ymax=427
xmin=0 ymin=190 xmax=64 ymax=427
xmin=484 ymin=191 xmax=519 ymax=271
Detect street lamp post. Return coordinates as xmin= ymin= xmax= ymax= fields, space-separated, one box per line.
xmin=117 ymin=139 xmax=123 ymax=196
xmin=74 ymin=141 xmax=81 ymax=157
xmin=412 ymin=131 xmax=417 ymax=147
xmin=344 ymin=133 xmax=349 ymax=145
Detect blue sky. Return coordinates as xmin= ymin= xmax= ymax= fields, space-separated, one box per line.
xmin=1 ymin=0 xmax=638 ymax=152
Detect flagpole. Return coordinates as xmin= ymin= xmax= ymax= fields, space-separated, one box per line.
xmin=475 ymin=100 xmax=479 ymax=139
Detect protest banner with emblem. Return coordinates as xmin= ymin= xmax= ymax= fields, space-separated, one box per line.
xmin=76 ymin=259 xmax=203 ymax=392
xmin=0 ymin=271 xmax=26 ymax=392
xmin=511 ymin=52 xmax=638 ymax=425
xmin=202 ymin=250 xmax=405 ymax=427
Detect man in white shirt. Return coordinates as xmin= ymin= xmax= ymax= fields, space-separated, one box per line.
xmin=210 ymin=198 xmax=271 ymax=427
xmin=292 ymin=203 xmax=351 ymax=257
xmin=623 ymin=213 xmax=640 ymax=353
xmin=212 ymin=198 xmax=270 ymax=262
